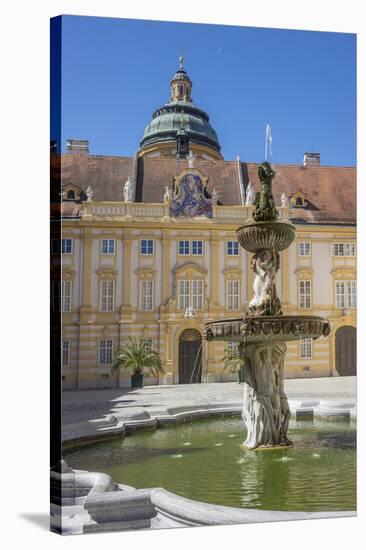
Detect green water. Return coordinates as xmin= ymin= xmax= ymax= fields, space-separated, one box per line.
xmin=65 ymin=417 xmax=356 ymax=512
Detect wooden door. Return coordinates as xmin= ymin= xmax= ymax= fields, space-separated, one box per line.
xmin=179 ymin=338 xmax=202 ymax=384
xmin=335 ymin=326 xmax=356 ymax=376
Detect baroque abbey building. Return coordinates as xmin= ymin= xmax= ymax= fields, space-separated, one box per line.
xmin=54 ymin=58 xmax=356 ymax=389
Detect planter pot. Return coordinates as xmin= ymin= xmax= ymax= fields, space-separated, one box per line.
xmin=131 ymin=373 xmax=144 ymax=389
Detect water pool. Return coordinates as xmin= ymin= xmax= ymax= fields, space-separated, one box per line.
xmin=65 ymin=417 xmax=356 ymax=512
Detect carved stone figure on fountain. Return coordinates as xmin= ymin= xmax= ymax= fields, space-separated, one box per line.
xmin=253 ymin=162 xmax=279 ymax=222
xmin=249 ymin=249 xmax=282 ymax=316
xmin=240 ymin=342 xmax=291 ymax=449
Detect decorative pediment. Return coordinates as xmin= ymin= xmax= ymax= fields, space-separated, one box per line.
xmin=62 ymin=267 xmax=76 ymax=279
xmin=290 ymin=190 xmax=308 ymax=208
xmin=295 ymin=267 xmax=313 ymax=278
xmin=135 ymin=268 xmax=157 ymax=278
xmin=96 ymin=267 xmax=118 ymax=278
xmin=331 ymin=268 xmax=356 ymax=278
xmin=223 ymin=267 xmax=243 ymax=278
xmin=170 ymin=168 xmax=213 ymax=218
xmin=63 ymin=183 xmax=83 ymax=201
xmin=173 ymin=262 xmax=208 ymax=278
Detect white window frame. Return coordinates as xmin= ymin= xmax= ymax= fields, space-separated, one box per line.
xmin=62 ymin=340 xmax=70 ymax=367
xmin=347 ymin=280 xmax=357 ymax=308
xmin=61 ymin=238 xmax=73 ymax=255
xmin=101 ymin=239 xmax=115 ymax=255
xmin=178 ymin=240 xmax=190 ymax=256
xmin=100 ymin=280 xmax=115 ymax=312
xmin=300 ymin=338 xmax=312 ymax=359
xmin=335 ymin=280 xmax=357 ymax=308
xmin=99 ymin=339 xmax=113 ymax=365
xmin=227 ymin=280 xmax=240 ymax=310
xmin=140 ymin=239 xmax=154 ymax=255
xmin=192 ymin=279 xmax=203 ymax=310
xmin=140 ymin=280 xmax=153 ymax=311
xmin=334 ymin=242 xmax=356 ymax=257
xmin=299 ymin=280 xmax=311 ymax=309
xmin=178 ymin=279 xmax=190 ymax=310
xmin=226 ymin=241 xmax=239 ymax=256
xmin=298 ymin=242 xmax=311 ymax=256
xmin=192 ymin=240 xmax=203 ymax=256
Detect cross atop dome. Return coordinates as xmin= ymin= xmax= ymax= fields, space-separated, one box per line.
xmin=179 ymin=50 xmax=184 ymax=70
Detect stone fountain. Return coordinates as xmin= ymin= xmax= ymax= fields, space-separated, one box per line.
xmin=204 ymin=162 xmax=330 ymax=450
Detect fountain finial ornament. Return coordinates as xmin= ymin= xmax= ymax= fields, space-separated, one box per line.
xmin=253 ymin=162 xmax=278 ymax=222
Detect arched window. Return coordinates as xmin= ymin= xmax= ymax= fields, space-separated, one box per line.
xmin=296 ymin=197 xmax=303 ymax=206
xmin=67 ymin=190 xmax=75 ymax=200
xmin=179 ymin=85 xmax=184 ymax=98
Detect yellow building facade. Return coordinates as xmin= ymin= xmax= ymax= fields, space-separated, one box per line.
xmin=59 ymin=191 xmax=356 ymax=389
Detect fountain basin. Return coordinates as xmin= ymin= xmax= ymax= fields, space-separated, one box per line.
xmin=236 ymin=221 xmax=296 ymax=253
xmin=204 ymin=315 xmax=330 ymax=344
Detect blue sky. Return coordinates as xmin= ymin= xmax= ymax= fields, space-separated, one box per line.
xmin=58 ymin=15 xmax=356 ymax=166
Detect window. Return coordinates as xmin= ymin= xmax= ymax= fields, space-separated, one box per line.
xmin=227 ymin=241 xmax=239 ymax=256
xmin=299 ymin=280 xmax=311 ymax=308
xmin=300 ymin=338 xmax=312 ymax=359
xmin=101 ymin=239 xmax=115 ymax=255
xmin=62 ymin=341 xmax=70 ymax=367
xmin=347 ymin=280 xmax=357 ymax=308
xmin=61 ymin=238 xmax=73 ymax=254
xmin=178 ymin=280 xmax=190 ymax=310
xmin=140 ymin=338 xmax=152 ymax=352
xmin=100 ymin=280 xmax=114 ymax=311
xmin=140 ymin=280 xmax=153 ymax=311
xmin=334 ymin=243 xmax=356 ymax=256
xmin=298 ymin=242 xmax=311 ymax=256
xmin=61 ymin=281 xmax=72 ymax=312
xmin=192 ymin=280 xmax=203 ymax=309
xmin=140 ymin=239 xmax=154 ymax=255
xmin=67 ymin=190 xmax=75 ymax=200
xmin=336 ymin=280 xmax=357 ymax=308
xmin=192 ymin=240 xmax=203 ymax=256
xmin=178 ymin=280 xmax=204 ymax=310
xmin=178 ymin=240 xmax=190 ymax=255
xmin=227 ymin=280 xmax=240 ymax=310
xmin=99 ymin=339 xmax=113 ymax=365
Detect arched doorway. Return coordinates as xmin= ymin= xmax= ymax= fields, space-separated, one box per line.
xmin=178 ymin=329 xmax=202 ymax=384
xmin=335 ymin=326 xmax=356 ymax=376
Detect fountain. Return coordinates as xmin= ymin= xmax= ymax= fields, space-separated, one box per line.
xmin=204 ymin=162 xmax=330 ymax=450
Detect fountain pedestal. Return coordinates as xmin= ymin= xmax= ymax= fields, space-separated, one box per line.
xmin=240 ymin=342 xmax=290 ymax=449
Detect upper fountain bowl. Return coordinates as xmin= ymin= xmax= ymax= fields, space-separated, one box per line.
xmin=236 ymin=221 xmax=296 ymax=253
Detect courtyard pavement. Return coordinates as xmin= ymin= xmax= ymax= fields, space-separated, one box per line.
xmin=62 ymin=376 xmax=356 ymax=444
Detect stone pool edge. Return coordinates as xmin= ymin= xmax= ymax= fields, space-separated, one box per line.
xmin=62 ymin=398 xmax=356 ymax=452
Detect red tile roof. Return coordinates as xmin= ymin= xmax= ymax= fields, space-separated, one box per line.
xmin=57 ymin=154 xmax=356 ymax=225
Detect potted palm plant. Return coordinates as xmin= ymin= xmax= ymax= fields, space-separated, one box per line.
xmin=222 ymin=344 xmax=246 ymax=383
xmin=112 ymin=337 xmax=164 ymax=388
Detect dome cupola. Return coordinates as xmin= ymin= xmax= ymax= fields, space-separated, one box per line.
xmin=139 ymin=55 xmax=222 ymax=160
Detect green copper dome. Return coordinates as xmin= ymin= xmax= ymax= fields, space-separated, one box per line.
xmin=139 ymin=60 xmax=221 ymax=157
